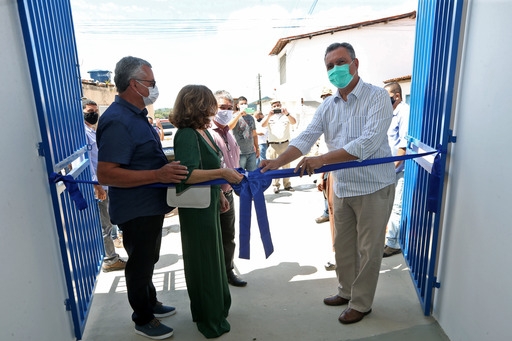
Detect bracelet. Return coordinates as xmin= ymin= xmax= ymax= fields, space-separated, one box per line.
xmin=286 ymin=113 xmax=290 ymax=116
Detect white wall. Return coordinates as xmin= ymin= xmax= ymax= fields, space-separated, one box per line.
xmin=0 ymin=1 xmax=75 ymax=340
xmin=275 ymin=18 xmax=416 ymax=103
xmin=434 ymin=1 xmax=512 ymax=340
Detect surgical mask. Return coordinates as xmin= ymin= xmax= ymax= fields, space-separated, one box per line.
xmin=135 ymin=81 xmax=159 ymax=106
xmin=328 ymin=61 xmax=354 ymax=89
xmin=390 ymin=96 xmax=396 ymax=105
xmin=215 ymin=110 xmax=233 ymax=125
xmin=257 ymin=117 xmax=263 ymax=122
xmin=84 ymin=112 xmax=99 ymax=125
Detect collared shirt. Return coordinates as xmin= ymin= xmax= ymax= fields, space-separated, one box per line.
xmin=387 ymin=101 xmax=410 ymax=173
xmin=84 ymin=123 xmax=98 ymax=182
xmin=209 ymin=125 xmax=240 ymax=192
xmin=84 ymin=123 xmax=107 ymax=190
xmin=96 ymin=95 xmax=169 ymax=224
xmin=290 ymin=78 xmax=396 ymax=197
xmin=267 ymin=113 xmax=291 ymax=142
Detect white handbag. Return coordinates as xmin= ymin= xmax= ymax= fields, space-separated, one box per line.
xmin=166 ymin=131 xmax=211 ymax=208
xmin=167 ymin=185 xmax=211 ymax=208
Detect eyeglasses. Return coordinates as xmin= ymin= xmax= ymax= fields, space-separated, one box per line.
xmin=135 ymin=79 xmax=156 ymax=88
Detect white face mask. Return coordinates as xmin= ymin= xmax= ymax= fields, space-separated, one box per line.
xmin=135 ymin=81 xmax=159 ymax=106
xmin=215 ymin=110 xmax=233 ymax=125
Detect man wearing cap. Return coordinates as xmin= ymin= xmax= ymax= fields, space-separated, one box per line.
xmin=320 ymin=87 xmax=333 ymax=100
xmin=261 ymin=99 xmax=297 ymax=193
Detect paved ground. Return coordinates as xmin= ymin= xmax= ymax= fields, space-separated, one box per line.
xmin=81 ymin=174 xmax=449 ymax=341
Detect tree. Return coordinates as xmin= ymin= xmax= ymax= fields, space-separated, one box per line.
xmin=154 ymin=108 xmax=171 ymax=119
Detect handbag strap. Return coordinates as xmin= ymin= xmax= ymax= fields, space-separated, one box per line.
xmin=195 ymin=132 xmax=203 ymax=169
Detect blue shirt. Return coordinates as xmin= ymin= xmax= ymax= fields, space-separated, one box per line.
xmin=387 ymin=101 xmax=410 ymax=173
xmin=96 ymin=96 xmax=169 ymax=224
xmin=290 ymin=78 xmax=396 ymax=197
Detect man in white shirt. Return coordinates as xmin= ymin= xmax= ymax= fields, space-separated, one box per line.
xmin=261 ymin=42 xmax=395 ymax=325
xmin=261 ymin=99 xmax=297 ymax=193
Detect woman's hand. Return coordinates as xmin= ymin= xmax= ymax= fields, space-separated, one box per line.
xmin=222 ymin=168 xmax=244 ymax=184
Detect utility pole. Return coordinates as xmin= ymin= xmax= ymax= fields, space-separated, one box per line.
xmin=258 ymin=73 xmax=262 ymax=111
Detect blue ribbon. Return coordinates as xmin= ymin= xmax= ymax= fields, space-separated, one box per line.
xmin=49 ymin=149 xmax=440 ymax=258
xmin=48 ymin=173 xmax=89 ymax=211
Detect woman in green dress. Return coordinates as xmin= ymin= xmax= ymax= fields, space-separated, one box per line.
xmin=171 ymin=85 xmax=244 ymax=338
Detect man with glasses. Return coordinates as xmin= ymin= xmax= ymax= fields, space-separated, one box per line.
xmin=261 ymin=99 xmax=297 ymax=193
xmin=96 ymin=56 xmax=189 ymax=340
xmin=208 ymin=90 xmax=247 ymax=287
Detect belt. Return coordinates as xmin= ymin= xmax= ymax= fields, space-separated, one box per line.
xmin=268 ymin=140 xmax=288 ymax=145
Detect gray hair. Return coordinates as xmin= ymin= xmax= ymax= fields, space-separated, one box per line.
xmin=214 ymin=90 xmax=233 ymax=104
xmin=324 ymin=42 xmax=356 ymax=60
xmin=114 ymin=56 xmax=152 ymax=93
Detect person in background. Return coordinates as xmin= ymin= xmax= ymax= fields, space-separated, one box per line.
xmin=261 ymin=99 xmax=296 ymax=193
xmin=383 ymin=82 xmax=410 ymax=258
xmin=254 ymin=111 xmax=268 ymax=167
xmin=228 ymin=96 xmax=259 ymax=171
xmin=315 ymin=87 xmax=334 ymax=225
xmin=261 ymin=42 xmax=395 ymax=325
xmin=171 ymin=84 xmax=243 ymax=338
xmin=82 ymin=99 xmax=126 ymax=271
xmin=211 ymin=90 xmax=248 ymax=287
xmin=148 ymin=116 xmax=164 ymax=141
xmin=96 ymin=56 xmax=189 ymax=340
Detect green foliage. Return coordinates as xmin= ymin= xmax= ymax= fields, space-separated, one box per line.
xmin=154 ymin=108 xmax=172 ymax=119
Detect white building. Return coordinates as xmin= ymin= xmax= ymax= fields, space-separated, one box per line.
xmin=266 ymin=11 xmax=416 ymax=132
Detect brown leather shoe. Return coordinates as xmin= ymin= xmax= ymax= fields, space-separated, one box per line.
xmin=323 ymin=295 xmax=349 ymax=306
xmin=338 ymin=308 xmax=372 ymax=324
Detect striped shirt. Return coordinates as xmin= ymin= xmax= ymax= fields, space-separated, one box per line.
xmin=290 ymin=78 xmax=395 ymax=198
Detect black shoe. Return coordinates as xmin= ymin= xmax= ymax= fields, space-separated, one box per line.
xmin=284 ymin=186 xmax=295 ymax=192
xmin=383 ymin=246 xmax=402 ymax=258
xmin=227 ymin=271 xmax=247 ymax=287
xmin=273 ymin=186 xmax=280 ymax=194
xmin=324 ymin=261 xmax=336 ymax=271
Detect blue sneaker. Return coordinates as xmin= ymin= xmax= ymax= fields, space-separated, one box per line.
xmin=153 ymin=301 xmax=176 ymax=318
xmin=134 ymin=318 xmax=173 ymax=339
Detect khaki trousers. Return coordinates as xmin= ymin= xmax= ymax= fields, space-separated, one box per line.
xmin=333 ymin=184 xmax=395 ymax=312
xmin=266 ymin=141 xmax=291 ymax=189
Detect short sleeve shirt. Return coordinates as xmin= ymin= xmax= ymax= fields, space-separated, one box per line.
xmin=96 ymin=96 xmax=169 ymax=224
xmin=233 ymin=115 xmax=256 ymax=154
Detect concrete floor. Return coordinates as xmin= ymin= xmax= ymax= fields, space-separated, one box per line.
xmin=81 ymin=175 xmax=449 ymax=341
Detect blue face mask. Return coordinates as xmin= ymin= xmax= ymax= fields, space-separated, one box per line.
xmin=328 ymin=61 xmax=354 ymax=89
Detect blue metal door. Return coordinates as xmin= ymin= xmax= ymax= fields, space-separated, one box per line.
xmin=17 ymin=0 xmax=104 ymax=339
xmin=401 ymin=0 xmax=464 ymax=315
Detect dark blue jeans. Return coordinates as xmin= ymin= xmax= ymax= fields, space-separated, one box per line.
xmin=119 ymin=215 xmax=164 ymax=325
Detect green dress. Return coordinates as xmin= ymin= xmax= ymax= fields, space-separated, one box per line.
xmin=174 ymin=128 xmax=231 ymax=338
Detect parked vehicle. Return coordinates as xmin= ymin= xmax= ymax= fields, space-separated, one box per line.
xmin=154 ymin=118 xmax=177 ymax=161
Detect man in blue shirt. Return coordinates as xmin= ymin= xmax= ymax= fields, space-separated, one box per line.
xmin=383 ymin=82 xmax=410 ymax=257
xmin=261 ymin=43 xmax=395 ymax=325
xmin=83 ymin=99 xmax=126 ymax=272
xmin=97 ymin=56 xmax=188 ymax=340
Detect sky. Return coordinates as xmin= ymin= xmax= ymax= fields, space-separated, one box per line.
xmin=70 ymin=0 xmax=417 ymax=109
